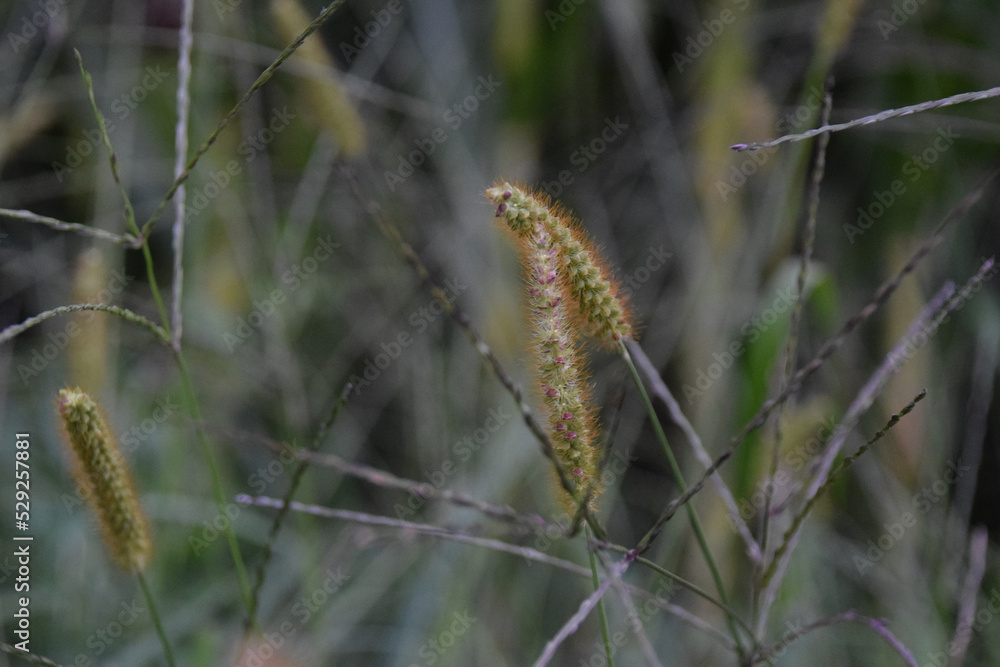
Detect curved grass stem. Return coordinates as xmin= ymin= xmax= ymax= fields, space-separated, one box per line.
xmin=619 ymin=339 xmax=747 ymax=659
xmin=0 ymin=303 xmax=169 ymax=346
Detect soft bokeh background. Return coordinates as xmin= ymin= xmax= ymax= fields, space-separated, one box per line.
xmin=1 ymin=0 xmax=999 ymax=664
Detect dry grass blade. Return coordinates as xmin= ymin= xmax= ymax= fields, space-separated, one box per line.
xmin=170 ymin=0 xmax=195 ymax=350
xmin=948 ymin=527 xmax=990 ymax=666
xmin=732 ymin=86 xmax=1000 ymax=151
xmin=140 ymin=0 xmax=349 ymax=237
xmin=751 ymin=611 xmax=917 ymax=666
xmin=625 ymin=338 xmax=761 ymax=563
xmin=532 ymin=557 xmax=631 ymax=667
xmin=295 ymin=448 xmax=552 ymax=531
xmin=237 ymin=495 xmax=591 ymax=576
xmin=756 ymin=281 xmax=956 ymax=632
xmin=0 ymin=303 xmax=169 ymax=345
xmin=762 ymin=390 xmax=927 ymax=588
xmin=634 ymin=167 xmax=999 ymax=556
xmin=0 ymin=208 xmax=140 ymax=247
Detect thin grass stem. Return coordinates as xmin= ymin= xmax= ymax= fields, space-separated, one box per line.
xmin=237 ymin=494 xmax=593 ymax=575
xmin=532 ymin=557 xmax=630 ymax=667
xmin=246 ymin=380 xmax=354 ymax=627
xmin=598 ymin=542 xmax=756 ymax=640
xmin=625 ymin=339 xmax=762 ymax=563
xmin=761 ymin=390 xmax=927 ymax=588
xmin=0 ymin=208 xmax=140 ymax=246
xmin=634 ymin=168 xmax=999 ymax=557
xmin=170 ymin=0 xmax=195 ymax=350
xmin=586 ymin=524 xmax=615 ymax=667
xmin=73 ymin=50 xmax=138 ymax=236
xmin=732 ymin=86 xmax=1000 ymax=152
xmin=619 ymin=340 xmax=746 ymax=657
xmin=749 ymin=611 xmax=917 ymax=666
xmin=140 ymin=1 xmax=348 ymax=237
xmin=0 ymin=303 xmax=169 ymax=345
xmin=0 ymin=644 xmax=62 ymax=666
xmin=173 ymin=353 xmax=257 ymax=629
xmin=136 ymin=571 xmax=176 ymax=667
xmin=759 ymin=88 xmax=832 ymax=622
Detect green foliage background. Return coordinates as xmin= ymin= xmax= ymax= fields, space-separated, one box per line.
xmin=1 ymin=0 xmax=999 ymax=665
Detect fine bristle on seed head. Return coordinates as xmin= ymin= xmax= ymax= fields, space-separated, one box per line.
xmin=58 ymin=387 xmax=152 ymax=573
xmin=486 ymin=182 xmax=634 ymax=345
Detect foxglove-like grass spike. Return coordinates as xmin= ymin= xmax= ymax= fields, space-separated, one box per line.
xmin=488 ymin=184 xmax=603 ymax=512
xmin=58 ymin=388 xmax=151 ymax=573
xmin=488 ymin=182 xmax=633 ymax=344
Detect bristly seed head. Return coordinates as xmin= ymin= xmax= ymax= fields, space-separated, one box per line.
xmin=486 ymin=181 xmax=633 ymax=345
xmin=487 ymin=181 xmax=604 ymax=514
xmin=57 ymin=387 xmax=152 ymax=573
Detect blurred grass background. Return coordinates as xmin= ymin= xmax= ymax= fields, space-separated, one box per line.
xmin=1 ymin=0 xmax=999 ymax=664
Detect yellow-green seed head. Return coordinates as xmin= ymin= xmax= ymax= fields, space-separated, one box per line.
xmin=487 ymin=182 xmax=633 ymax=345
xmin=270 ymin=0 xmax=367 ymax=157
xmin=488 ymin=183 xmax=604 ymax=512
xmin=58 ymin=388 xmax=151 ymax=573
